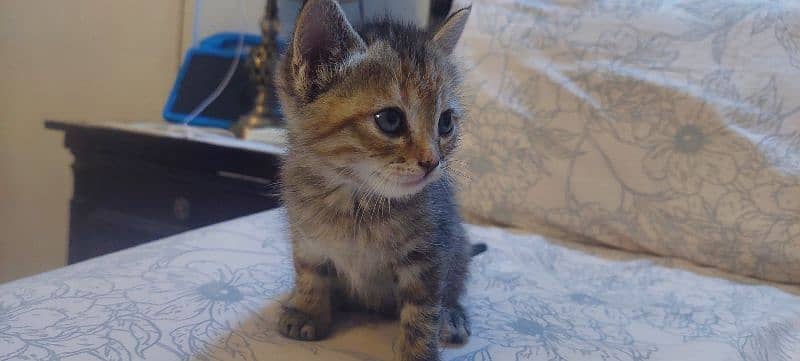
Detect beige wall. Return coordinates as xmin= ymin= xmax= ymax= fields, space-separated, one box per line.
xmin=0 ymin=0 xmax=431 ymax=283
xmin=0 ymin=1 xmax=185 ymax=282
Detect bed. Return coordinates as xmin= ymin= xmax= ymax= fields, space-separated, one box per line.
xmin=1 ymin=209 xmax=799 ymax=361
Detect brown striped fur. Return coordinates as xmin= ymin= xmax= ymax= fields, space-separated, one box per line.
xmin=275 ymin=1 xmax=474 ymax=360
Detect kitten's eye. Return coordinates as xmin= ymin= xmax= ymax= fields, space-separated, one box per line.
xmin=374 ymin=108 xmax=405 ymax=136
xmin=438 ymin=109 xmax=455 ymax=136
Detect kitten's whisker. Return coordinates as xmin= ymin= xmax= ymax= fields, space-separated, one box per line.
xmin=446 ymin=170 xmax=472 ymax=183
xmin=374 ymin=179 xmax=391 ymax=219
xmin=443 ymin=162 xmax=473 ymax=181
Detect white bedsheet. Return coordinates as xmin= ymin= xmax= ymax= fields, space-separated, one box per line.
xmin=1 ymin=209 xmax=798 ymax=361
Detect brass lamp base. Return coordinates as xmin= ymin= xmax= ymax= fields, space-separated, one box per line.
xmin=231 ymin=87 xmax=280 ymax=139
xmin=231 ymin=114 xmax=280 ymax=139
xmin=231 ymin=0 xmax=281 ymax=139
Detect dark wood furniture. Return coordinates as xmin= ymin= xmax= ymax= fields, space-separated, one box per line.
xmin=46 ymin=121 xmax=284 ymax=264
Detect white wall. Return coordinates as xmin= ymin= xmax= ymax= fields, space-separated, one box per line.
xmin=0 ymin=1 xmax=185 ymax=282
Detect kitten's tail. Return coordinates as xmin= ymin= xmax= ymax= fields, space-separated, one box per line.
xmin=470 ymin=243 xmax=488 ymax=256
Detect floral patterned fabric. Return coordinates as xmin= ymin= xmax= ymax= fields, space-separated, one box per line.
xmin=456 ymin=0 xmax=800 ymax=284
xmin=1 ymin=209 xmax=800 ymax=361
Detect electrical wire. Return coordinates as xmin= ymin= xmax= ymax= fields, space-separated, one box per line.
xmin=180 ymin=0 xmax=247 ymax=129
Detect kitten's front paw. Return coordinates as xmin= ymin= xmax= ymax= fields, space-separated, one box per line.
xmin=278 ymin=307 xmax=330 ymax=341
xmin=439 ymin=304 xmax=471 ymax=344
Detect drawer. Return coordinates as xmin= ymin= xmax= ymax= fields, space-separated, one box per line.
xmin=71 ymin=155 xmax=280 ymax=227
xmin=66 ymin=154 xmax=281 ymax=263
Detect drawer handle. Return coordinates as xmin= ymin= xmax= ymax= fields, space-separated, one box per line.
xmin=173 ymin=197 xmax=191 ymax=221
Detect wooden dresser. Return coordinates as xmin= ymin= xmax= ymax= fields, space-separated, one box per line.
xmin=46 ymin=121 xmax=285 ymax=263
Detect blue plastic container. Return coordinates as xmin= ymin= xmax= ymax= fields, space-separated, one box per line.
xmin=163 ymin=32 xmax=285 ymax=128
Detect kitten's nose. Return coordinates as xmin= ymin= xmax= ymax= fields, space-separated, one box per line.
xmin=418 ymin=158 xmax=440 ymax=175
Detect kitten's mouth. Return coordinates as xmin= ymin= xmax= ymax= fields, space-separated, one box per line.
xmin=398 ymin=172 xmax=431 ymax=187
xmin=357 ymin=167 xmax=438 ymax=199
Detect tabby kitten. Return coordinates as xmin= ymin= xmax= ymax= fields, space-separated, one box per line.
xmin=275 ymin=1 xmax=476 ymax=360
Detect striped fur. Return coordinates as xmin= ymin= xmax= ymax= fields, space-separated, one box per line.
xmin=275 ymin=1 xmax=473 ymax=360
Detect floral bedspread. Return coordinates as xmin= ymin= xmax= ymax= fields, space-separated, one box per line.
xmin=1 ymin=209 xmax=799 ymax=361
xmin=456 ymin=0 xmax=800 ymax=285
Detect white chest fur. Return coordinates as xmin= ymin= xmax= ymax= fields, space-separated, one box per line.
xmin=293 ymin=217 xmax=403 ymax=309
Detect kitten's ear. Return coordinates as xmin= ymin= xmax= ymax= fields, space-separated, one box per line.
xmin=432 ymin=6 xmax=471 ymax=55
xmin=291 ymin=0 xmax=365 ymax=78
